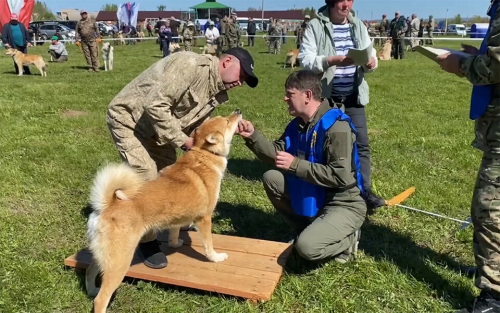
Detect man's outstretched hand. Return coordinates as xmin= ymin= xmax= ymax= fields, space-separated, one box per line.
xmin=236 ymin=119 xmax=255 ymax=138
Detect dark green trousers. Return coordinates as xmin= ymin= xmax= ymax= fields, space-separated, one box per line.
xmin=263 ymin=170 xmax=366 ymax=261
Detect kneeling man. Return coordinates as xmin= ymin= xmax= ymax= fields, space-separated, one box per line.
xmin=237 ymin=70 xmax=367 ymax=262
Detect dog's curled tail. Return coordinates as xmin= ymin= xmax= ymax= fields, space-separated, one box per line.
xmin=89 ymin=163 xmax=145 ymax=214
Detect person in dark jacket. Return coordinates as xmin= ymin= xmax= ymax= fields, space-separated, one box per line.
xmin=159 ymin=22 xmax=172 ymax=57
xmin=247 ymin=18 xmax=256 ymax=46
xmin=1 ymin=13 xmax=32 ymax=75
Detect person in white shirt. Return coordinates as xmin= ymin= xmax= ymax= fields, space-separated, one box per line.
xmin=48 ymin=36 xmax=68 ymax=62
xmin=205 ymin=20 xmax=220 ymax=46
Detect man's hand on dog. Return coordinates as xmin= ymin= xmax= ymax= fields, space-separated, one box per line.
xmin=236 ymin=120 xmax=254 ymax=138
xmin=276 ymin=151 xmax=294 ymax=171
xmin=182 ymin=137 xmax=194 ymax=150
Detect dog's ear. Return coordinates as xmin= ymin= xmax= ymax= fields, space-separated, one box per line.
xmin=205 ymin=131 xmax=223 ymax=145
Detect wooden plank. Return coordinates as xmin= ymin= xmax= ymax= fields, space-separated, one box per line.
xmin=161 ymin=243 xmax=287 ymax=274
xmin=157 ymin=231 xmax=292 ymax=259
xmin=64 ymin=249 xmax=278 ymax=300
xmin=386 ymin=187 xmax=416 ymax=206
xmin=64 ymin=232 xmax=293 ymax=301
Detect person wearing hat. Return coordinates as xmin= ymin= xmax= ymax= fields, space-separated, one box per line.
xmin=236 ymin=69 xmax=366 ymax=263
xmin=205 ymin=20 xmax=220 ymax=47
xmin=426 ymin=15 xmax=435 ymax=45
xmin=223 ymin=12 xmax=240 ymax=51
xmin=48 ymin=36 xmax=68 ymax=62
xmin=106 ymin=47 xmax=258 ymax=269
xmin=182 ymin=21 xmax=195 ymax=51
xmin=389 ymin=11 xmax=408 ymax=59
xmin=1 ymin=13 xmax=32 ymax=75
xmin=75 ymin=9 xmax=102 ymax=72
xmin=377 ymin=14 xmax=389 ymax=46
xmin=298 ymin=0 xmax=385 ymax=213
xmin=296 ymin=15 xmax=311 ymax=49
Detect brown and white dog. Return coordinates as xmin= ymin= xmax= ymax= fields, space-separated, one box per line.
xmin=377 ymin=38 xmax=392 ymax=60
xmin=5 ymin=48 xmax=47 ymax=76
xmin=85 ymin=110 xmax=242 ymax=313
xmin=284 ymin=49 xmax=299 ymax=69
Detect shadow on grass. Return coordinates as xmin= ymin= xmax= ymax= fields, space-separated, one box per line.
xmin=359 ymin=221 xmax=475 ymax=308
xmin=74 ymin=200 xmax=474 ymax=309
xmin=226 ymin=158 xmax=274 ymax=181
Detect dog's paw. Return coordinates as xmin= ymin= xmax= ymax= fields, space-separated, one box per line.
xmin=208 ymin=252 xmax=228 ymax=262
xmin=168 ymin=238 xmax=184 ymax=248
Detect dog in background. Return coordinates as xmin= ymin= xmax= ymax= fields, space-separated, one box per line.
xmin=101 ymin=42 xmax=114 ymax=71
xmin=169 ymin=42 xmax=181 ymax=53
xmin=200 ymin=44 xmax=220 ymax=57
xmin=377 ymin=38 xmax=392 ymax=60
xmin=84 ymin=110 xmax=242 ymax=313
xmin=5 ymin=48 xmax=47 ymax=76
xmin=284 ymin=49 xmax=299 ymax=69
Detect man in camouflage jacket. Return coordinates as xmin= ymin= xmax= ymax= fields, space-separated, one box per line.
xmin=75 ymin=9 xmax=101 ymax=72
xmin=106 ymin=48 xmax=258 ymax=269
xmin=438 ymin=1 xmax=500 ymax=311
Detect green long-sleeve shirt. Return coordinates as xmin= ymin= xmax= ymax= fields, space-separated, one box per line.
xmin=244 ymin=100 xmax=366 ymax=209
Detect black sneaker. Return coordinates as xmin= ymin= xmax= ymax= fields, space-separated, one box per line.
xmin=364 ymin=190 xmax=386 ymax=215
xmin=456 ymin=291 xmax=500 ymax=313
xmin=139 ymin=240 xmax=168 ymax=269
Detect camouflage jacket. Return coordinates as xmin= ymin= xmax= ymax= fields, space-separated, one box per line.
xmin=183 ymin=28 xmax=194 ymax=40
xmin=76 ymin=18 xmax=99 ymax=42
xmin=107 ymin=52 xmax=228 ymax=148
xmin=460 ymin=2 xmax=500 ymax=153
xmin=225 ymin=21 xmax=239 ymax=40
xmin=269 ymin=23 xmax=282 ymax=37
xmin=243 ymin=99 xmax=366 ymax=209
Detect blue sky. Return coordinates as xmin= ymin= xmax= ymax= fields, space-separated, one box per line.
xmin=46 ymin=0 xmax=491 ymax=20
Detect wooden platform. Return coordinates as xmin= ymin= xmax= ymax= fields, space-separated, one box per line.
xmin=64 ymin=231 xmax=293 ymax=301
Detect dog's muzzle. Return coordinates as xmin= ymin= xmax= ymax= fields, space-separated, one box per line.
xmin=233 ymin=109 xmax=241 ymax=115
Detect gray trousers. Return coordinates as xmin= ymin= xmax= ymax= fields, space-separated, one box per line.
xmin=263 ymin=170 xmax=366 ymax=261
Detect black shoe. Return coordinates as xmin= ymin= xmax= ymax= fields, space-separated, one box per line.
xmin=139 ymin=240 xmax=167 ymax=269
xmin=364 ymin=190 xmax=386 ymax=215
xmin=456 ymin=292 xmax=500 ymax=313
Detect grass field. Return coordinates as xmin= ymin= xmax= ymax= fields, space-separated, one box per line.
xmin=0 ymin=36 xmax=485 ymax=312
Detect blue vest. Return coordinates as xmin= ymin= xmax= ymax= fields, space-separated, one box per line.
xmin=284 ymin=108 xmax=364 ymax=217
xmin=469 ymin=0 xmax=498 ymax=120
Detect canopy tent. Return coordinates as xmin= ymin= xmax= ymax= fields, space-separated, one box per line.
xmin=190 ymin=0 xmax=230 ymax=21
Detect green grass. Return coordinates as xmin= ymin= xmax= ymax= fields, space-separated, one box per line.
xmin=0 ymin=37 xmax=484 ymax=312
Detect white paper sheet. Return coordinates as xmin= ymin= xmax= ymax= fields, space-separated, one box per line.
xmin=346 ymin=41 xmax=373 ymax=66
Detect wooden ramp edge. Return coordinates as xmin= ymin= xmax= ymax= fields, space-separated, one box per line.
xmin=64 ymin=231 xmax=293 ymax=302
xmin=386 ymin=187 xmax=416 ymax=206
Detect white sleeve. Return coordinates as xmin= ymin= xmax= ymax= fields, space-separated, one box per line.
xmin=298 ymin=22 xmax=331 ymax=74
xmin=360 ymin=25 xmax=378 ymax=73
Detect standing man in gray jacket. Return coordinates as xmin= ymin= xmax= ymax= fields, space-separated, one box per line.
xmin=298 ymin=0 xmax=385 ymax=213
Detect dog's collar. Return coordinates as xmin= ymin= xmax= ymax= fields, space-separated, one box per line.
xmin=188 ymin=146 xmax=226 ymax=158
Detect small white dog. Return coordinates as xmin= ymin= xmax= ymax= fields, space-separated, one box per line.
xmin=102 ymin=42 xmax=114 ymax=71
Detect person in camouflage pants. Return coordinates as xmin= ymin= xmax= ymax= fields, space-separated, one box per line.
xmin=224 ymin=13 xmax=240 ymax=51
xmin=269 ymin=19 xmax=282 ymax=54
xmin=106 ymin=48 xmax=259 ymax=270
xmin=75 ymin=9 xmax=101 ymax=72
xmin=438 ymin=1 xmax=500 ymax=311
xmin=182 ymin=21 xmax=195 ymax=51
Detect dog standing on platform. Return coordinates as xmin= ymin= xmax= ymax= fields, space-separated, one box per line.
xmin=85 ymin=110 xmax=242 ymax=313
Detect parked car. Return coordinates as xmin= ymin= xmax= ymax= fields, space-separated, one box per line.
xmin=37 ymin=22 xmax=71 ymax=40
